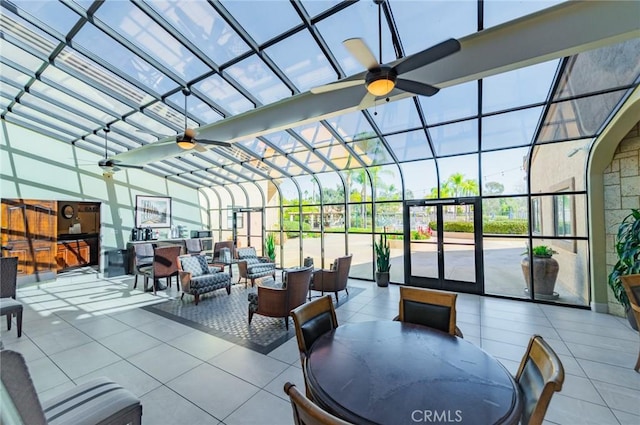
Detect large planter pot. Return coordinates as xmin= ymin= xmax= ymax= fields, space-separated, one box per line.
xmin=627 ymin=308 xmax=639 ymax=331
xmin=375 ymin=271 xmax=389 ymax=287
xmin=521 ymin=255 xmax=559 ymax=300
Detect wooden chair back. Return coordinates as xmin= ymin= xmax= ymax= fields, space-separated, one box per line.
xmin=152 ymin=245 xmax=181 ymax=280
xmin=515 ymin=335 xmax=565 ymax=425
xmin=286 ymin=267 xmax=314 ymax=312
xmin=620 ymin=274 xmax=640 ymax=371
xmin=398 ymin=286 xmax=459 ymax=336
xmin=284 ymin=382 xmax=353 ymax=425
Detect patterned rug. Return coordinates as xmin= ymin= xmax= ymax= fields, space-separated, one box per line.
xmin=142 ymin=283 xmax=363 ymax=354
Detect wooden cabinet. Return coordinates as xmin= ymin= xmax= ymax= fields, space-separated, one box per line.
xmin=56 ymin=237 xmax=98 ymax=271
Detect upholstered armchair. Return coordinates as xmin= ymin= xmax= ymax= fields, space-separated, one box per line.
xmin=248 ymin=267 xmax=312 ymax=330
xmin=237 ymin=246 xmax=276 ymax=287
xmin=310 ymin=254 xmax=352 ymax=304
xmin=178 ymin=254 xmax=231 ymax=305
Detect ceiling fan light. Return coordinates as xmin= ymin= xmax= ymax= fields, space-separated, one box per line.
xmin=366 ymin=68 xmax=397 ymax=97
xmin=177 ymin=139 xmax=196 ymax=150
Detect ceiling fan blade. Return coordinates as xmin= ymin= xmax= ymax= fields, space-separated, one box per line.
xmin=395 ymin=79 xmax=440 ymax=97
xmin=343 ymin=38 xmax=379 ymax=70
xmin=310 ymin=79 xmax=364 ymax=95
xmin=394 ymin=38 xmax=461 ymax=75
xmin=115 ymin=163 xmax=145 ymax=170
xmin=194 ymin=144 xmax=208 ymax=152
xmin=358 ymin=92 xmax=377 ymax=110
xmin=196 ymin=139 xmax=232 ymax=148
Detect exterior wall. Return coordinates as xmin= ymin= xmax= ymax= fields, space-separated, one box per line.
xmin=1 ymin=121 xmax=204 ymax=274
xmin=604 ymin=121 xmax=640 ymax=316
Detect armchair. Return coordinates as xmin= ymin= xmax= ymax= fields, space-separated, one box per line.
xmin=132 ymin=243 xmax=154 ymax=290
xmin=0 ymin=256 xmax=22 ymax=337
xmin=237 ymin=246 xmax=276 ymax=287
xmin=178 ymin=254 xmax=231 ymax=305
xmin=248 ymin=267 xmax=312 ymax=330
xmin=141 ymin=245 xmax=182 ymax=295
xmin=310 ymin=254 xmax=352 ymax=304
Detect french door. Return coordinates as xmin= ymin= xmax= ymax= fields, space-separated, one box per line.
xmin=403 ymin=198 xmax=483 ymax=294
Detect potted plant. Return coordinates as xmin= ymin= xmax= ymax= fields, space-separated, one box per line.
xmin=374 ymin=231 xmax=391 ymax=287
xmin=608 ymin=209 xmax=640 ymax=330
xmin=265 ymin=232 xmax=276 ymax=262
xmin=521 ymin=245 xmax=559 ymax=300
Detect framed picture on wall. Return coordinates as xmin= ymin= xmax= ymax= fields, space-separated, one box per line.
xmin=136 ymin=195 xmax=171 ymax=228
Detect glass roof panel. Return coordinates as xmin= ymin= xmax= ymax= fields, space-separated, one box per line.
xmin=386 ymin=130 xmax=433 ymax=161
xmin=126 ymin=111 xmax=175 ymax=136
xmin=56 ymin=47 xmax=156 ymax=106
xmin=12 ymin=104 xmax=84 ymax=137
xmin=484 ymin=0 xmax=565 ymax=28
xmin=326 ymin=110 xmax=376 ymax=141
xmin=29 ymin=81 xmax=116 ymax=123
xmin=11 ymin=1 xmax=79 ymax=36
xmin=294 ymin=122 xmax=335 ymax=149
xmin=430 ymin=119 xmax=479 ymax=157
xmin=419 ymin=81 xmax=478 ymax=125
xmin=109 ymin=121 xmax=157 ymax=145
xmin=315 ymin=144 xmax=361 ymax=170
xmin=299 ymin=0 xmax=342 ymax=18
xmin=370 ymin=98 xmax=422 ymax=134
xmin=74 ymin=24 xmax=174 ymax=94
xmin=95 ymin=1 xmax=208 ymax=81
xmin=226 ymin=54 xmax=291 ymax=105
xmin=221 ymin=0 xmax=300 ymax=45
xmin=0 ymin=9 xmax=58 ymax=58
xmin=237 ymin=138 xmax=279 ymax=158
xmin=391 ymin=1 xmax=476 ymax=57
xmin=538 ymin=90 xmax=629 ymax=143
xmin=348 ymin=138 xmax=393 ymax=166
xmin=266 ymin=154 xmax=303 ymax=176
xmin=163 ymin=92 xmax=222 ymax=125
xmin=20 ymin=92 xmax=100 ymax=131
xmin=225 ymin=164 xmax=263 ymax=181
xmin=145 ymin=0 xmax=250 ymax=65
xmin=483 ymin=60 xmax=558 ymax=113
xmin=194 ymin=74 xmax=254 ymax=115
xmin=0 ymin=38 xmax=45 ymax=71
xmin=482 ymin=107 xmax=543 ymax=150
xmin=554 ymin=38 xmax=640 ymax=100
xmin=40 ymin=67 xmax=133 ymax=117
xmin=265 ymin=30 xmax=335 ymax=93
xmin=288 ymin=150 xmax=332 ymax=173
xmin=315 ymin=1 xmax=394 ymax=76
xmin=0 ymin=65 xmax=32 ymax=87
xmin=260 ymin=131 xmax=305 ymax=153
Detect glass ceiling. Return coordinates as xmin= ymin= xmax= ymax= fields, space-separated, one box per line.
xmin=1 ymin=0 xmax=639 ymax=190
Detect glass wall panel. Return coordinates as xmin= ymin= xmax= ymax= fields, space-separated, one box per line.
xmin=527 ymin=194 xmax=587 ymax=239
xmin=481 ymin=148 xmax=528 ymax=196
xmin=373 ymin=165 xmax=402 ymax=201
xmin=376 ymin=201 xmax=403 ymax=233
xmin=316 ymin=172 xmax=345 ymax=204
xmin=282 ymin=230 xmax=301 ymax=268
xmin=323 ymin=205 xmax=345 ymax=232
xmin=323 ymin=233 xmax=346 ymax=270
xmin=294 ymin=175 xmax=320 ymax=205
xmin=482 ymin=197 xmax=528 ymax=234
xmin=483 ymin=236 xmax=529 ymax=299
xmin=279 ymin=178 xmax=299 ymax=205
xmin=481 ymin=107 xmax=543 ymax=150
xmin=266 ymin=181 xmax=280 ymax=207
xmin=430 ymin=119 xmax=478 ymax=156
xmin=348 ymin=233 xmax=373 ymax=281
xmin=530 ymin=141 xmax=587 ymax=192
xmin=239 ymin=183 xmax=263 ymax=207
xmin=348 ymin=204 xmax=372 ymax=232
xmin=437 ymin=155 xmax=479 ymax=198
xmin=401 ymin=160 xmax=437 ymax=199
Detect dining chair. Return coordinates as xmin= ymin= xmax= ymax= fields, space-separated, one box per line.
xmin=142 ymin=245 xmax=182 ymax=295
xmin=284 ymin=382 xmax=353 ymax=425
xmin=290 ymin=294 xmax=338 ymax=400
xmin=515 ymin=334 xmax=565 ymax=425
xmin=396 ymin=286 xmax=463 ymax=337
xmin=620 ymin=274 xmax=640 ymax=372
xmin=0 ymin=256 xmax=22 ymax=337
xmin=132 ymin=243 xmax=154 ymax=290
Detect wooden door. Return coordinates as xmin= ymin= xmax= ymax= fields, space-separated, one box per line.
xmin=1 ymin=198 xmax=57 ymax=280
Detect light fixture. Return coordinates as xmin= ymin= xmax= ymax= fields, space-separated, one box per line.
xmin=177 ymin=139 xmax=196 ymax=150
xmin=365 ymin=66 xmax=397 ymax=97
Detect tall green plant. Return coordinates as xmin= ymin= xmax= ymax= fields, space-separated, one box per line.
xmin=374 ymin=232 xmax=391 ymax=273
xmin=265 ymin=233 xmax=276 ymax=261
xmin=608 ymin=209 xmax=640 ymax=310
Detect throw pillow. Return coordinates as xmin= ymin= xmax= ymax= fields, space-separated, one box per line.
xmin=180 ymin=256 xmax=204 ymax=277
xmin=196 ymin=255 xmax=210 ymax=275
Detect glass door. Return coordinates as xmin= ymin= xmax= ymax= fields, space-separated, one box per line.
xmin=403 ymin=198 xmax=483 ymax=294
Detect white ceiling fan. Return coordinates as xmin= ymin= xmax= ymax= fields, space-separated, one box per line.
xmin=98 ymin=127 xmax=144 ymax=172
xmin=310 ymin=0 xmax=460 ymax=108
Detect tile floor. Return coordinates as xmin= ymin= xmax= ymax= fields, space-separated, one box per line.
xmin=1 ymin=268 xmax=639 ymax=425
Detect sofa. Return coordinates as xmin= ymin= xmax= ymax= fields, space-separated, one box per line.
xmin=236 ymin=247 xmax=276 ymax=287
xmin=178 ymin=255 xmax=231 ymax=305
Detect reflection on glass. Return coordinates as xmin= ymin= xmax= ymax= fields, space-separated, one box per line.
xmin=483 ymin=237 xmax=529 ymax=299
xmin=443 ymin=204 xmax=475 ymax=283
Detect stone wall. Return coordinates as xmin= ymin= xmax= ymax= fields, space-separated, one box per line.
xmin=604 ymin=121 xmax=640 ymax=315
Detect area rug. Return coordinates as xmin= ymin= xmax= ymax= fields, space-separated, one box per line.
xmin=142 ymin=283 xmax=363 ymax=354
